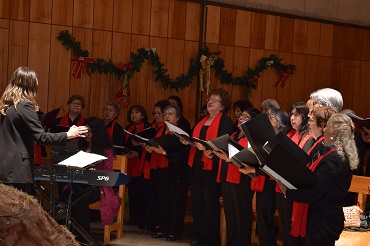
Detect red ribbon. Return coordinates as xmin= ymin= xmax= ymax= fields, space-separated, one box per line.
xmin=248 ymin=77 xmax=258 ymax=85
xmin=71 ymin=55 xmax=95 ymax=78
xmin=274 ymin=69 xmax=292 ymax=88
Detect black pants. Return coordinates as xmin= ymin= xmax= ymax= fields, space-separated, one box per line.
xmin=256 ymin=178 xmax=278 ymax=246
xmin=222 ymin=175 xmax=254 ymax=246
xmin=127 ymin=176 xmax=145 ymax=223
xmin=191 ymin=163 xmax=220 ymax=246
xmin=156 ymin=167 xmax=188 ymax=237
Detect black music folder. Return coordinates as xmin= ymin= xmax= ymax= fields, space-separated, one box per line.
xmin=230 ymin=147 xmax=260 ymax=169
xmin=347 ymin=112 xmax=370 ymax=130
xmin=124 ymin=127 xmax=156 ymax=144
xmin=261 ymin=132 xmax=316 ymax=190
xmin=113 ymin=145 xmax=132 ymax=154
xmin=51 ymin=142 xmax=79 ymax=164
xmin=239 ymin=113 xmax=277 ymax=162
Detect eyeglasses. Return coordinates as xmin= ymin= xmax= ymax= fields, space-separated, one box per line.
xmin=207 ymin=97 xmax=222 ymax=104
xmin=239 ymin=114 xmax=251 ymax=120
xmin=152 ymin=111 xmax=162 ymax=116
xmin=164 ymin=112 xmax=175 ymax=117
xmin=70 ymin=101 xmax=82 ymax=107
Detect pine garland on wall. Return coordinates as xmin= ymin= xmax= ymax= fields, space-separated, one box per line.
xmin=57 ymin=30 xmax=296 ymax=103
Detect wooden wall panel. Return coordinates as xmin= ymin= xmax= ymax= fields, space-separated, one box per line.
xmin=339 ymin=60 xmax=355 ymax=109
xmin=260 ymin=50 xmax=279 ymax=102
xmin=318 ymin=56 xmax=332 ymax=88
xmin=351 ymin=61 xmax=367 ymax=114
xmin=73 ymin=0 xmax=94 ymax=28
xmin=365 ymin=62 xmax=370 ymax=117
xmin=168 ymin=0 xmax=187 ymax=39
xmin=205 ymin=5 xmax=220 ymax=44
xmin=130 ymin=35 xmax=150 ymax=108
xmin=250 ymin=13 xmax=266 ymax=49
xmin=48 ymin=26 xmax=72 ymax=113
xmin=147 ymin=36 xmax=167 ymax=118
xmin=0 ymin=0 xmax=10 ymax=18
xmin=10 ymin=0 xmax=30 ymax=21
xmin=319 ymin=23 xmax=333 ymax=56
xmin=3 ymin=0 xmax=370 ymax=129
xmin=113 ymin=0 xmax=133 ymax=33
xmin=132 ymin=0 xmax=151 ymax=35
xmin=235 ymin=10 xmax=251 ymax=48
xmin=52 ymin=0 xmax=73 ymax=26
xmin=8 ymin=21 xmax=28 ymax=78
xmin=94 ymin=0 xmax=114 ymax=31
xmin=28 ymin=23 xmax=51 ymax=110
xmin=0 ymin=28 xmax=9 ymax=94
xmin=150 ymin=0 xmax=169 ymax=37
xmin=219 ymin=8 xmax=236 ymax=46
xmin=182 ymin=41 xmax=199 ymax=123
xmin=185 ymin=2 xmax=201 ymax=41
xmin=276 ymin=52 xmax=293 ymax=110
xmin=70 ymin=28 xmax=93 ymax=116
xmin=306 ymin=22 xmax=320 ymax=55
xmin=249 ymin=48 xmax=265 ymax=106
xmin=30 ymin=0 xmax=51 ymax=24
xmin=265 ymin=15 xmax=280 ymax=51
xmin=89 ymin=30 xmax=113 ymax=118
xmin=279 ymin=17 xmax=294 ymax=52
xmin=293 ymin=19 xmax=307 ymax=53
xmin=289 ymin=54 xmax=306 ymax=103
xmin=303 ymin=55 xmax=319 ymax=98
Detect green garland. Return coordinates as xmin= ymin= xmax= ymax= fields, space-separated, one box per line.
xmin=57 ymin=30 xmax=296 ymax=100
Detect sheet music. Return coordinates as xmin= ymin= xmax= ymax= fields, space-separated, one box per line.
xmin=58 ymin=150 xmax=107 ymax=168
xmin=261 ymin=165 xmax=297 ymax=190
xmin=165 ymin=121 xmax=189 ymax=137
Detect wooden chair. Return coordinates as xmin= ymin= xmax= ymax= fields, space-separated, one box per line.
xmin=89 ymin=155 xmax=128 ymax=245
xmin=335 ymin=175 xmax=370 ymax=246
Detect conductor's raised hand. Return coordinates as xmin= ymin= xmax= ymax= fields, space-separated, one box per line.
xmin=67 ymin=125 xmax=88 ymax=139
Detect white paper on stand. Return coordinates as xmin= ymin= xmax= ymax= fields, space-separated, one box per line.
xmin=58 ymin=150 xmax=107 ymax=168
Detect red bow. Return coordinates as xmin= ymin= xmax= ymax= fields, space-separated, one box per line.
xmin=274 ymin=69 xmax=292 ymax=88
xmin=71 ymin=55 xmax=95 ymax=78
xmin=248 ymin=77 xmax=258 ymax=85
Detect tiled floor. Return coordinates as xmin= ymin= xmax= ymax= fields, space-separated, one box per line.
xmin=91 ymin=222 xmax=193 ymax=246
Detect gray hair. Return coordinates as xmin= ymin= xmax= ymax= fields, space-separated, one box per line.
xmin=261 ymin=99 xmax=280 ymax=110
xmin=164 ymin=105 xmax=181 ymax=118
xmin=310 ymin=88 xmax=343 ymax=112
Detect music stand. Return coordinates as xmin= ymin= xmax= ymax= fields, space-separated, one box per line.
xmin=50 ymin=142 xmax=79 ymax=219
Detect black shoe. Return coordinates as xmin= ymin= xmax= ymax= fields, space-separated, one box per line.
xmin=166 ymin=235 xmax=178 ymax=241
xmin=151 ymin=232 xmax=167 ymax=238
xmin=190 ymin=240 xmax=205 ymax=246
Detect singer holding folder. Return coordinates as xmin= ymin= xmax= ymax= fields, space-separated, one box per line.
xmin=183 ymin=88 xmax=234 ymax=246
xmin=277 ymin=113 xmax=359 ymax=246
xmin=0 ymin=67 xmax=88 ymax=195
xmin=213 ymin=106 xmax=259 ymax=246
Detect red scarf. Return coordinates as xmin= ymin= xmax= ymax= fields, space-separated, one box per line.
xmin=217 ymin=132 xmax=248 ymax=184
xmin=140 ymin=122 xmax=160 ymax=179
xmin=126 ymin=122 xmax=145 ymax=177
xmin=59 ymin=114 xmax=85 ymax=126
xmin=290 ymin=148 xmax=336 ymax=237
xmin=106 ymin=120 xmax=116 ymax=141
xmin=151 ymin=122 xmax=168 ymax=169
xmin=188 ymin=113 xmax=223 ymax=170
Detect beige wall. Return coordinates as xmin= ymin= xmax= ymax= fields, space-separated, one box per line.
xmin=210 ymin=0 xmax=370 ymax=27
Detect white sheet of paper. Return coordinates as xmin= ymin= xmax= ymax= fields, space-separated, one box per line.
xmin=58 ymin=150 xmax=107 ymax=168
xmin=228 ymin=143 xmax=239 ymax=158
xmin=165 ymin=121 xmax=189 ymax=137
